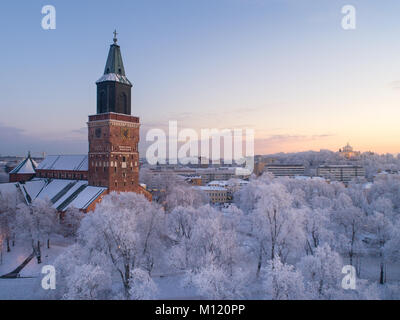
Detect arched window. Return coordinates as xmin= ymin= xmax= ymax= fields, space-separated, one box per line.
xmin=117 ymin=92 xmax=127 ymax=114
xmin=99 ymin=90 xmax=106 ymax=113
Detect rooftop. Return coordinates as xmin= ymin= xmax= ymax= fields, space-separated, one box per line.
xmin=36 ymin=155 xmax=88 ymax=172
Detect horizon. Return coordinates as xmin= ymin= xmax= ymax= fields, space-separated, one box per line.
xmin=1 ymin=0 xmax=400 ymax=157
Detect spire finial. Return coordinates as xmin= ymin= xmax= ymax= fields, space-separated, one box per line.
xmin=113 ymin=29 xmax=118 ymax=44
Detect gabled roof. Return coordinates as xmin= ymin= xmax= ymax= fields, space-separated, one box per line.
xmin=9 ymin=154 xmax=38 ymax=174
xmin=18 ymin=178 xmax=107 ymax=211
xmin=36 ymin=155 xmax=88 ymax=172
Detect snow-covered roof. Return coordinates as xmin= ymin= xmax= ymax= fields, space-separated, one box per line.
xmin=36 ymin=155 xmax=88 ymax=172
xmin=195 ymin=186 xmax=228 ymax=192
xmin=208 ymin=180 xmax=229 ymax=187
xmin=9 ymin=156 xmax=37 ymax=174
xmin=0 ymin=182 xmax=19 ymax=195
xmin=19 ymin=179 xmax=48 ymax=203
xmin=18 ymin=179 xmax=106 ymax=211
xmin=96 ymin=73 xmax=132 ymax=86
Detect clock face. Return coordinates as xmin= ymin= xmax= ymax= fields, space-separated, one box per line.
xmin=121 ymin=127 xmax=129 ymax=140
xmin=95 ymin=128 xmax=102 ymax=138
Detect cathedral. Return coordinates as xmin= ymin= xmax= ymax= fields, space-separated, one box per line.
xmin=5 ymin=33 xmax=151 ymax=212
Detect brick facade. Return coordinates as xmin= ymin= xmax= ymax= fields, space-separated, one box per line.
xmin=88 ymin=112 xmax=141 ymax=193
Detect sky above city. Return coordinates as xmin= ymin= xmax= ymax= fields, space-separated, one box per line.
xmin=1 ymin=0 xmax=400 ymax=157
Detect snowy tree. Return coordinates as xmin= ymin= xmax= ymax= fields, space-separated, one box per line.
xmin=263 ymin=256 xmax=306 ymax=300
xmin=187 ymin=264 xmax=250 ymax=300
xmin=385 ymin=220 xmax=400 ymax=264
xmin=234 ymin=173 xmax=274 ymax=213
xmin=330 ymin=193 xmax=366 ymax=268
xmin=297 ymin=244 xmax=343 ymax=299
xmin=365 ymin=211 xmax=394 ymax=284
xmin=61 ymin=206 xmax=85 ymax=238
xmin=165 ymin=184 xmax=207 ymax=212
xmin=63 ymin=264 xmax=113 ymax=300
xmin=166 ymin=206 xmax=198 ymax=271
xmin=249 ymin=183 xmax=305 ymax=275
xmin=129 ymin=268 xmax=159 ymax=300
xmin=0 ymin=191 xmax=19 ymax=252
xmin=61 ymin=192 xmax=163 ymax=299
xmin=16 ymin=198 xmax=59 ymax=263
xmin=303 ymin=207 xmax=333 ymax=255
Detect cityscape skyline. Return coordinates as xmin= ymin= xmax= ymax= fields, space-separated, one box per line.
xmin=1 ymin=0 xmax=400 ymax=156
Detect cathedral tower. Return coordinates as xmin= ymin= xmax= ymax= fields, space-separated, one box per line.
xmin=87 ymin=32 xmax=142 ymax=194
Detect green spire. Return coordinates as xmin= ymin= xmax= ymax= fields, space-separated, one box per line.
xmin=104 ymin=30 xmax=126 ymax=76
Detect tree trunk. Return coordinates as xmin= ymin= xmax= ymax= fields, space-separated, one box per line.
xmin=6 ymin=238 xmax=10 ymax=252
xmin=256 ymin=247 xmax=263 ymax=277
xmin=124 ymin=264 xmax=130 ymax=299
xmin=36 ymin=240 xmax=42 ymax=264
xmin=356 ymin=256 xmax=361 ymax=277
xmin=47 ymin=238 xmax=50 ymax=249
xmin=379 ymin=262 xmax=385 ymax=285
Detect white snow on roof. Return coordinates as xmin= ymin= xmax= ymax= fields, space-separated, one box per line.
xmin=26 ymin=179 xmax=106 ymax=211
xmin=65 ymin=186 xmax=107 ymax=211
xmin=195 ymin=186 xmax=228 ymax=192
xmin=9 ymin=157 xmax=37 ymax=174
xmin=52 ymin=180 xmax=88 ymax=209
xmin=96 ymin=73 xmax=132 ymax=86
xmin=20 ymin=180 xmax=48 ymax=200
xmin=208 ymin=180 xmax=229 ymax=186
xmin=36 ymin=155 xmax=88 ymax=172
xmin=35 ymin=179 xmax=74 ymax=202
xmin=2 ymin=178 xmax=106 ymax=211
xmin=0 ymin=182 xmax=19 ymax=196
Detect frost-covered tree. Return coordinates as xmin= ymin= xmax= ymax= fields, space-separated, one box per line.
xmin=249 ymin=183 xmax=305 ymax=275
xmin=330 ymin=193 xmax=366 ymax=267
xmin=303 ymin=207 xmax=333 ymax=255
xmin=61 ymin=206 xmax=85 ymax=238
xmin=169 ymin=205 xmax=243 ymax=274
xmin=365 ymin=211 xmax=394 ymax=284
xmin=263 ymin=256 xmax=306 ymax=300
xmin=0 ymin=191 xmax=19 ymax=252
xmin=56 ymin=192 xmax=163 ymax=299
xmin=187 ymin=264 xmax=250 ymax=300
xmin=297 ymin=244 xmax=344 ymax=299
xmin=63 ymin=264 xmax=113 ymax=300
xmin=16 ymin=198 xmax=59 ymax=263
xmin=165 ymin=184 xmax=207 ymax=212
xmin=129 ymin=268 xmax=159 ymax=300
xmin=234 ymin=173 xmax=274 ymax=213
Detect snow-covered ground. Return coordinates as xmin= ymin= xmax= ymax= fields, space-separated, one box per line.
xmin=1 ymin=240 xmax=400 ymax=300
xmin=0 ymin=241 xmax=202 ymax=300
xmin=0 ymin=239 xmax=71 ymax=300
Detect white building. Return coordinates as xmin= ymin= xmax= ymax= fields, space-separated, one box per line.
xmin=317 ymin=165 xmax=365 ymax=183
